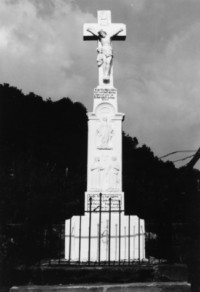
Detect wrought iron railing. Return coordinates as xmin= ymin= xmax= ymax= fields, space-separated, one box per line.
xmin=65 ymin=195 xmax=145 ymax=265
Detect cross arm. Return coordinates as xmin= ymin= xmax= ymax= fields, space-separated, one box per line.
xmin=83 ymin=23 xmax=99 ymax=40
xmin=111 ymin=24 xmax=126 ymax=41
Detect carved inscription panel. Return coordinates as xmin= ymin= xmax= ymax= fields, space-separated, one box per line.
xmin=94 ymin=88 xmax=117 ymax=100
xmin=87 ymin=193 xmax=123 ymax=211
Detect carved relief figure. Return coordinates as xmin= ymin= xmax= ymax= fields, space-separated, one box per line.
xmin=90 ymin=157 xmax=104 ymax=191
xmin=106 ymin=156 xmax=120 ymax=191
xmin=86 ymin=27 xmax=123 ymax=82
xmin=96 ymin=117 xmax=113 ymax=149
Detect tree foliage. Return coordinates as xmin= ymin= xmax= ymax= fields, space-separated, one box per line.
xmin=0 ymin=84 xmax=87 ymax=226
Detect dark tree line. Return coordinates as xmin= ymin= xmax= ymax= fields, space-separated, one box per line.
xmin=0 ymin=83 xmax=199 ymax=288
xmin=0 ymin=83 xmax=88 ymax=224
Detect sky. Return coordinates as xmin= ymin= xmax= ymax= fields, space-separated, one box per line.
xmin=0 ymin=0 xmax=200 ymax=170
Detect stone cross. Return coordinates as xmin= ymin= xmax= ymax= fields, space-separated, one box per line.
xmin=83 ymin=11 xmax=126 ymax=87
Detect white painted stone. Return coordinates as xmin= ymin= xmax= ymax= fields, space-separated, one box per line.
xmin=65 ymin=213 xmax=145 ymax=262
xmin=65 ymin=10 xmax=145 ymax=262
xmin=86 ymin=102 xmax=124 ymax=196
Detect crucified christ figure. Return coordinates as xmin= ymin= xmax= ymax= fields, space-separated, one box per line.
xmin=86 ymin=27 xmax=124 ymax=83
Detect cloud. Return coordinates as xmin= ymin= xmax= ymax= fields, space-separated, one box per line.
xmin=0 ymin=0 xmax=95 ymax=100
xmin=122 ymin=0 xmax=147 ymax=12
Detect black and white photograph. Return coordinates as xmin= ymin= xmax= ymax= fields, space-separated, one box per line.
xmin=0 ymin=1 xmax=199 ymax=291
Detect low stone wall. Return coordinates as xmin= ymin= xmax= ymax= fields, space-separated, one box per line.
xmin=10 ymin=264 xmax=189 ymax=286
xmin=10 ymin=282 xmax=191 ymax=292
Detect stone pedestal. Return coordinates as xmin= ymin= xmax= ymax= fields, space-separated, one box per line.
xmin=65 ymin=212 xmax=145 ymax=262
xmin=65 ymin=87 xmax=146 ymax=262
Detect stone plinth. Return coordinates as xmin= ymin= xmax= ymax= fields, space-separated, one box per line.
xmin=65 ymin=212 xmax=145 ymax=262
xmin=64 ymin=84 xmax=146 ymax=262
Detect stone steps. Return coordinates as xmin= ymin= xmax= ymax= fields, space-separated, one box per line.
xmin=10 ymin=282 xmax=191 ymax=292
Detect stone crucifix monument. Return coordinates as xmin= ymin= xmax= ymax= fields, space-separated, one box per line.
xmin=65 ymin=10 xmax=145 ymax=263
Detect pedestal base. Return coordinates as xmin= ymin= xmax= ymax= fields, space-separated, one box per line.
xmin=65 ymin=212 xmax=145 ymax=262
